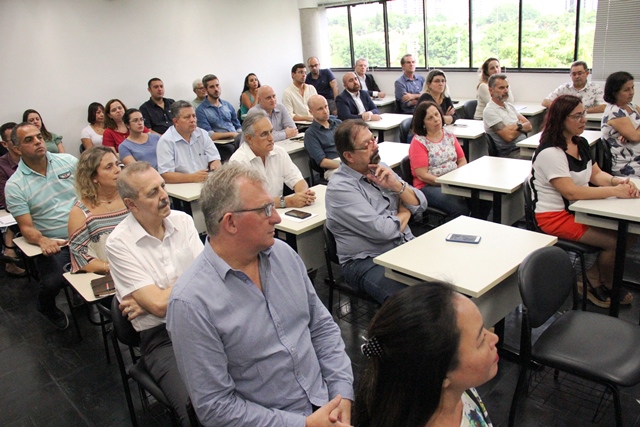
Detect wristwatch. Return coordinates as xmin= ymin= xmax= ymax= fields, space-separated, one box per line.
xmin=279 ymin=195 xmax=286 ymax=209
xmin=517 ymin=123 xmax=523 ymax=132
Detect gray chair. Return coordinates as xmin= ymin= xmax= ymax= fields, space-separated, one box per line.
xmin=486 ymin=133 xmax=499 ymax=157
xmin=509 ymin=246 xmax=640 ymax=427
xmin=462 ymin=99 xmax=478 ymax=120
xmin=399 ymin=117 xmax=413 ymax=144
xmin=323 ymin=225 xmax=378 ymax=315
xmin=596 ymin=138 xmax=613 ymax=174
xmin=109 ymin=296 xmax=179 ymax=427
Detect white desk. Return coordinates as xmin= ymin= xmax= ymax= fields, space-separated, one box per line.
xmin=514 ymin=102 xmax=547 ymax=133
xmin=586 ymin=112 xmax=603 ymax=130
xmin=367 ymin=113 xmax=412 ymax=142
xmin=570 ymin=187 xmax=640 ymax=317
xmin=275 ymin=185 xmax=327 ymax=272
xmin=516 ymin=130 xmax=601 ymax=158
xmin=373 ymin=96 xmax=396 ymax=114
xmin=373 ymin=216 xmax=557 ymax=326
xmin=63 ymin=272 xmax=109 ymax=303
xmin=378 ymin=142 xmax=409 ymax=169
xmin=436 ymin=156 xmax=532 ymax=225
xmin=165 ymin=182 xmax=206 ymax=233
xmin=445 ymin=119 xmax=487 ymax=161
xmin=276 ymin=134 xmax=310 ymax=179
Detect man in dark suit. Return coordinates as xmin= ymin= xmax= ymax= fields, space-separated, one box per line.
xmin=336 ymin=73 xmax=382 ymax=122
xmin=354 ymin=58 xmax=385 ymax=99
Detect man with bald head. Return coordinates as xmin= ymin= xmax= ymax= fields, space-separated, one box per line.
xmin=304 ymin=95 xmax=341 ymax=180
xmin=336 ymin=72 xmax=381 ymax=122
xmin=248 ymin=85 xmax=297 ymax=142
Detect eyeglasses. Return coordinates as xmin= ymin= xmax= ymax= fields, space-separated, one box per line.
xmin=130 ymin=118 xmax=145 ymax=124
xmin=351 ymin=135 xmax=378 ymax=151
xmin=217 ymin=202 xmax=274 ymax=223
xmin=567 ymin=111 xmax=587 ymax=121
xmin=570 ymin=71 xmax=586 ymax=77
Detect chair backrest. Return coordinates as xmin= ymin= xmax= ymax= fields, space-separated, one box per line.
xmin=518 ymin=246 xmax=575 ymax=328
xmin=463 ymin=99 xmax=478 ymax=120
xmin=485 ymin=133 xmax=499 ymax=157
xmin=323 ymin=224 xmax=340 ymax=265
xmin=308 ymin=157 xmax=327 ymax=186
xmin=399 ymin=155 xmax=413 ymax=183
xmin=595 ymin=138 xmax=612 ymax=174
xmin=399 ymin=117 xmax=413 ymax=144
xmin=110 ymin=295 xmax=141 ymax=348
xmin=522 ymin=177 xmax=539 ymax=232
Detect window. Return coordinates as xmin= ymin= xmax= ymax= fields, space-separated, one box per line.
xmin=325 ymin=0 xmax=598 ymax=70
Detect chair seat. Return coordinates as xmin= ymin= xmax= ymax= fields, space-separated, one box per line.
xmin=129 ymin=362 xmax=171 ymax=407
xmin=426 ymin=206 xmax=448 ymax=218
xmin=533 ymin=310 xmax=640 ymax=387
xmin=555 ymin=239 xmax=600 ymax=255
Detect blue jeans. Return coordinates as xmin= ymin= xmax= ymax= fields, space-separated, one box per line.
xmin=421 ymin=185 xmax=469 ymax=219
xmin=35 ymin=246 xmax=70 ymax=313
xmin=342 ymin=257 xmax=407 ymax=304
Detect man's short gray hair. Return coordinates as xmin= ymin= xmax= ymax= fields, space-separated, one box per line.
xmin=116 ymin=161 xmax=153 ymax=201
xmin=488 ymin=73 xmax=508 ymax=89
xmin=201 ymin=162 xmax=267 ymax=236
xmin=170 ymin=100 xmax=193 ymax=120
xmin=192 ymin=79 xmax=202 ymax=90
xmin=242 ymin=109 xmax=269 ymax=137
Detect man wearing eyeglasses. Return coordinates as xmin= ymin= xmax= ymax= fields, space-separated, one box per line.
xmin=230 ymin=109 xmax=315 ymax=208
xmin=106 ymin=161 xmax=204 ymax=426
xmin=484 ymin=74 xmax=532 ymax=158
xmin=167 ymin=163 xmax=354 ymax=427
xmin=326 ymin=119 xmax=428 ymax=304
xmin=542 ymin=61 xmax=605 ymax=113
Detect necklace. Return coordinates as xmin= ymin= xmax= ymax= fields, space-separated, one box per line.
xmin=97 ymin=194 xmax=118 ymax=205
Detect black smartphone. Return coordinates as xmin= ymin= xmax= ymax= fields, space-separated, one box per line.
xmin=445 ymin=233 xmax=481 ymax=244
xmin=285 ymin=209 xmax=312 ymax=219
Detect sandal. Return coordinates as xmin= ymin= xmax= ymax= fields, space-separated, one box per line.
xmin=603 ymin=287 xmax=634 ymax=306
xmin=585 ymin=285 xmax=611 ymax=309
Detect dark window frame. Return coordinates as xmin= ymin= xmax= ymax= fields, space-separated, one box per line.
xmin=327 ymin=0 xmax=589 ymax=73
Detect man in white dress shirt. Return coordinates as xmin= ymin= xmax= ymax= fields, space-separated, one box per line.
xmin=230 ymin=110 xmax=315 ymax=209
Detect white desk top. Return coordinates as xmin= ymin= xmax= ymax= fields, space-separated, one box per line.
xmin=214 ymin=138 xmax=234 ymax=145
xmin=514 ymin=102 xmax=547 ymax=117
xmin=586 ymin=112 xmax=603 ymax=123
xmin=295 ymin=120 xmax=312 ymax=126
xmin=516 ymin=130 xmax=601 ymax=149
xmin=13 ymin=236 xmax=70 ymax=258
xmin=275 ymin=185 xmax=326 ymax=235
xmin=378 ymin=142 xmax=409 ymax=169
xmin=445 ymin=119 xmax=486 ymax=140
xmin=165 ymin=182 xmax=203 ymax=202
xmin=372 ymin=96 xmax=395 ymax=107
xmin=276 ymin=134 xmax=306 ymax=155
xmin=374 ymin=216 xmax=557 ymax=297
xmin=436 ymin=156 xmax=531 ymax=194
xmin=63 ymin=272 xmax=109 ymax=303
xmin=367 ymin=113 xmax=412 ymax=131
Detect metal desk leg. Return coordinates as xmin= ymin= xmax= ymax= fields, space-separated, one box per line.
xmin=492 ymin=192 xmax=502 ymax=224
xmin=609 ymin=220 xmax=628 ymax=317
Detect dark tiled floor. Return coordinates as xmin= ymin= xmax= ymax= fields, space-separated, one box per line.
xmin=2 ymin=249 xmax=640 ymax=426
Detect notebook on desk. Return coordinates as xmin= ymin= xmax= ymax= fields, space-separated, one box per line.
xmin=91 ymin=273 xmax=115 ymax=298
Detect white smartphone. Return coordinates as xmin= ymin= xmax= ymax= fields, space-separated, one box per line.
xmin=445 ymin=233 xmax=481 ymax=244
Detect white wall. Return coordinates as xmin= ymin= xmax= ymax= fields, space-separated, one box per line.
xmin=0 ymin=0 xmax=303 ymax=154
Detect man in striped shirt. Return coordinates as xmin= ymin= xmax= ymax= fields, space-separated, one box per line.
xmin=5 ymin=123 xmax=78 ymax=330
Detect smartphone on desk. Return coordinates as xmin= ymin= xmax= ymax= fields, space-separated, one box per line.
xmin=285 ymin=209 xmax=312 ymax=219
xmin=446 ymin=233 xmax=481 ymax=244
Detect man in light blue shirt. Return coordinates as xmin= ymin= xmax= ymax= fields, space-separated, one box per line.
xmin=157 ymin=100 xmax=221 ymax=183
xmin=326 ymin=119 xmax=427 ymax=304
xmin=196 ymin=74 xmax=242 ymax=161
xmin=248 ymin=85 xmax=298 ymax=142
xmin=167 ymin=163 xmax=354 ymax=427
xmin=394 ymin=54 xmax=425 ymax=114
xmin=5 ymin=123 xmax=78 ymax=330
